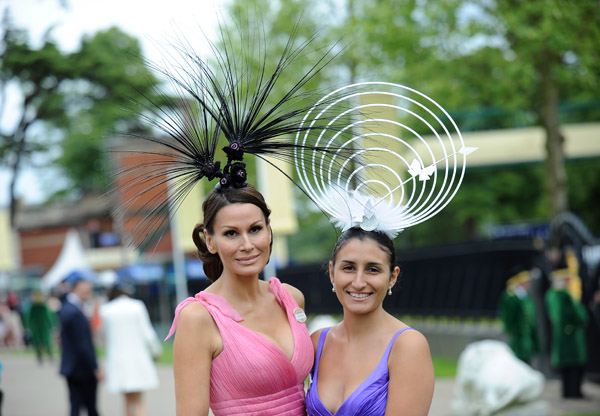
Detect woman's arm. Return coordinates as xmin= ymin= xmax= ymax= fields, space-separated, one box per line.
xmin=385 ymin=330 xmax=434 ymax=416
xmin=173 ymin=302 xmax=219 ymax=416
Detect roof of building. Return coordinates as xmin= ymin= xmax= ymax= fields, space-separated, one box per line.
xmin=16 ymin=192 xmax=113 ymax=230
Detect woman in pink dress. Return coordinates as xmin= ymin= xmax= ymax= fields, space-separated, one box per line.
xmin=118 ymin=15 xmax=350 ymax=412
xmin=165 ymin=184 xmax=313 ymax=415
xmin=121 ymin=20 xmax=348 ymax=413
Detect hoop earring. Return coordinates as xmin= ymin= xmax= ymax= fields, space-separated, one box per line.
xmin=388 ymin=287 xmax=393 ymax=296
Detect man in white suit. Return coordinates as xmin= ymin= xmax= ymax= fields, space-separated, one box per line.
xmin=100 ymin=283 xmax=162 ymax=416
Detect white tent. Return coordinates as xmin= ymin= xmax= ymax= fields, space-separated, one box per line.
xmin=41 ymin=228 xmax=96 ymax=292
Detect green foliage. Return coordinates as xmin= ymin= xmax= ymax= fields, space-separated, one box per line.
xmin=288 ymin=190 xmax=340 ymax=263
xmin=2 ymin=0 xmax=597 ymax=248
xmin=399 ymin=164 xmax=551 ymax=248
xmin=53 ymin=28 xmax=161 ymax=193
xmin=567 ymin=158 xmax=600 ymax=235
xmin=1 ymin=14 xmax=162 ymax=200
xmin=217 ymin=0 xmax=341 ymax=108
xmin=211 ymin=0 xmax=600 ymax=261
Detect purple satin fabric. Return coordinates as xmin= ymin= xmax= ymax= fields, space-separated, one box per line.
xmin=306 ymin=327 xmax=413 ymax=416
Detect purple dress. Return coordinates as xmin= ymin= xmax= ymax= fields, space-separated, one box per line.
xmin=306 ymin=327 xmax=414 ymax=416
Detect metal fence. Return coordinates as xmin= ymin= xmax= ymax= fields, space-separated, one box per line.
xmin=278 ymin=239 xmax=544 ymax=318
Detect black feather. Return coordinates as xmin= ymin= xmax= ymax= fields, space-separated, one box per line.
xmin=111 ymin=15 xmax=358 ymax=251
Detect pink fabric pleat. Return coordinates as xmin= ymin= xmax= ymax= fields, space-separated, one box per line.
xmin=166 ymin=277 xmax=313 ymax=416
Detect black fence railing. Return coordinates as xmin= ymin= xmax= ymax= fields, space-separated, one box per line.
xmin=278 ymin=239 xmax=544 ymax=319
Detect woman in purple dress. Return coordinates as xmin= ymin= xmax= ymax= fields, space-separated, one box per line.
xmin=296 ymin=83 xmax=475 ymax=415
xmin=306 ymin=227 xmax=434 ymax=416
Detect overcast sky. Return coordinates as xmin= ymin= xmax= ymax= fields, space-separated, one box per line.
xmin=1 ymin=0 xmax=228 ymax=207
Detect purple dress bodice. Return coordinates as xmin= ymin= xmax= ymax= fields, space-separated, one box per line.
xmin=306 ymin=326 xmax=413 ymax=416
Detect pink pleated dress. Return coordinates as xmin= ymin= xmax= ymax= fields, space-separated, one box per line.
xmin=165 ymin=277 xmax=314 ymax=416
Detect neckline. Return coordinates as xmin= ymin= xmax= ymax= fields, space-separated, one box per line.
xmin=313 ymin=327 xmax=412 ymax=415
xmin=204 ymin=278 xmax=298 ymax=363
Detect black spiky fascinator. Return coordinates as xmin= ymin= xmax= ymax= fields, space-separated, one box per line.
xmin=113 ymin=19 xmax=352 ymax=248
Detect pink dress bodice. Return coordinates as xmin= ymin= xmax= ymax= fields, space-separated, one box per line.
xmin=166 ymin=277 xmax=313 ymax=415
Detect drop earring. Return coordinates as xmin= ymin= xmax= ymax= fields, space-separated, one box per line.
xmin=332 ymin=286 xmax=336 ymax=292
xmin=388 ymin=287 xmax=393 ymax=296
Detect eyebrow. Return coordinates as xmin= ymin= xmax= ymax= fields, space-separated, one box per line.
xmin=219 ymin=219 xmax=264 ymax=230
xmin=339 ymin=260 xmax=384 ymax=268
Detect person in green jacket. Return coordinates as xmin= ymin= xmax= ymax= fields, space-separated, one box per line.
xmin=545 ymin=268 xmax=589 ymax=398
xmin=24 ymin=291 xmax=56 ymax=364
xmin=498 ymin=269 xmax=540 ymax=363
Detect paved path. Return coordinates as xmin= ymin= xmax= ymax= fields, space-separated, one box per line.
xmin=1 ymin=353 xmax=175 ymax=416
xmin=1 ymin=352 xmax=599 ymax=415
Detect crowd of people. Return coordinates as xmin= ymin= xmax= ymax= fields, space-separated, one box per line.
xmin=0 ymin=279 xmax=162 ymax=416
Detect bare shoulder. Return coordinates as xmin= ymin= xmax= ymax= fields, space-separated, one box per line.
xmin=174 ymin=301 xmax=220 ymax=353
xmin=177 ymin=300 xmax=215 ymax=328
xmin=391 ymin=327 xmax=430 ymax=356
xmin=281 ymin=283 xmax=305 ymax=309
xmin=388 ymin=327 xmax=433 ymax=376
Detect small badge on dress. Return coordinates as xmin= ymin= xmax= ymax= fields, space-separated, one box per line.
xmin=293 ymin=307 xmax=307 ymax=323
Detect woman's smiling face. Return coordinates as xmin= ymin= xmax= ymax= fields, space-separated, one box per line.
xmin=329 ymin=237 xmax=399 ymax=314
xmin=204 ymin=203 xmax=271 ymax=279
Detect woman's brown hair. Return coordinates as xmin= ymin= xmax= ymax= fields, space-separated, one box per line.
xmin=192 ymin=184 xmax=272 ymax=281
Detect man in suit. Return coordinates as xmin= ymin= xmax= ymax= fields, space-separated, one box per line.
xmin=58 ymin=276 xmax=103 ymax=416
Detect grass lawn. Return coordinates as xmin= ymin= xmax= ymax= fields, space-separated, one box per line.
xmin=432 ymin=356 xmax=458 ymax=378
xmin=562 ymin=414 xmax=600 ymax=416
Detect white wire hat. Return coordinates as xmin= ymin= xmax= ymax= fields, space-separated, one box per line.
xmin=295 ymin=82 xmax=477 ymax=239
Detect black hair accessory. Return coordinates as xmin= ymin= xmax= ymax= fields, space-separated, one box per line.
xmin=113 ymin=16 xmax=355 ymax=248
xmin=216 ymin=162 xmax=247 ymax=189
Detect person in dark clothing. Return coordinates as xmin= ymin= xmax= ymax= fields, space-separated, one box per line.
xmin=58 ymin=277 xmax=103 ymax=416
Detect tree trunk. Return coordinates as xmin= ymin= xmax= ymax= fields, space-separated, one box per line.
xmin=8 ymin=117 xmax=30 ymax=229
xmin=9 ymin=131 xmax=24 ymax=229
xmin=539 ymin=53 xmax=568 ymax=217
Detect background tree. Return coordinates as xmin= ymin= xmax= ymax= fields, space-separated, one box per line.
xmin=54 ymin=27 xmax=163 ymax=196
xmin=0 ymin=12 xmax=162 ymax=227
xmin=219 ymin=0 xmax=600 ymax=261
xmin=1 ymin=12 xmax=70 ymax=227
xmin=479 ymin=0 xmax=600 ymax=218
xmin=362 ymin=0 xmax=600 ymax=245
xmin=338 ymin=0 xmax=599 ymax=218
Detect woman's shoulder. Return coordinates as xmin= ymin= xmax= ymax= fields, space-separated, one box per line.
xmin=177 ymin=299 xmax=217 ymax=329
xmin=388 ymin=322 xmax=431 ymax=365
xmin=280 ymin=282 xmax=305 ymax=308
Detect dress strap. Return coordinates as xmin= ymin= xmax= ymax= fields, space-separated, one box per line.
xmin=268 ymin=277 xmax=290 ymax=306
xmin=312 ymin=327 xmax=331 ymax=379
xmin=382 ymin=327 xmax=414 ymax=358
xmin=164 ymin=291 xmax=244 ymax=340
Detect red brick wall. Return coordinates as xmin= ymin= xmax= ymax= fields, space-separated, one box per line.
xmin=20 ymin=227 xmax=70 ymax=274
xmin=112 ymin=150 xmax=174 ymax=255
